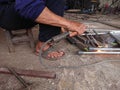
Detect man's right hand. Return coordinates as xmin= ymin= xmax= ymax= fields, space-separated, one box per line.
xmin=67 ymin=21 xmax=86 ymax=37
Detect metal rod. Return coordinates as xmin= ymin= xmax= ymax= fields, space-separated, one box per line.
xmin=85 ymin=33 xmax=96 ymax=47
xmin=67 ymin=37 xmax=89 ymax=51
xmin=78 ymin=51 xmax=120 ymax=55
xmin=89 ymin=47 xmax=120 ymax=51
xmin=93 ymin=30 xmax=106 ymax=47
xmin=6 ymin=67 xmax=29 ymax=88
xmin=89 ymin=31 xmax=100 ymax=46
xmin=0 ymin=67 xmax=56 ymax=79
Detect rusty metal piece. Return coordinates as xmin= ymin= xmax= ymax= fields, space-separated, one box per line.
xmin=0 ymin=67 xmax=56 ymax=79
xmin=75 ymin=35 xmax=88 ymax=44
xmin=67 ymin=37 xmax=89 ymax=51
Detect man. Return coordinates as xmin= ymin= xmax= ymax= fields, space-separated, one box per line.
xmin=0 ymin=0 xmax=86 ymax=58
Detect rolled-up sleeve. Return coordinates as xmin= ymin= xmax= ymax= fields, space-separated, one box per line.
xmin=15 ymin=0 xmax=46 ymax=20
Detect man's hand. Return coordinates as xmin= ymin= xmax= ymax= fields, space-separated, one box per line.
xmin=65 ymin=21 xmax=86 ymax=37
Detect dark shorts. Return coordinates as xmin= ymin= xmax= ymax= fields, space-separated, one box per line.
xmin=0 ymin=0 xmax=65 ymax=42
xmin=0 ymin=2 xmax=36 ymax=30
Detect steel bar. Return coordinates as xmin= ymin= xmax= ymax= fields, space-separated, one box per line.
xmin=0 ymin=67 xmax=56 ymax=79
xmin=89 ymin=47 xmax=120 ymax=51
xmin=85 ymin=34 xmax=96 ymax=47
xmin=93 ymin=29 xmax=105 ymax=44
xmin=89 ymin=31 xmax=100 ymax=47
xmin=78 ymin=51 xmax=120 ymax=55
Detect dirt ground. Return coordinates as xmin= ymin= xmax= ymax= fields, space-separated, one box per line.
xmin=0 ymin=14 xmax=120 ymax=90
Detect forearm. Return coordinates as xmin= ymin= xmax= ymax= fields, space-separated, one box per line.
xmin=35 ymin=7 xmax=86 ymax=36
xmin=35 ymin=7 xmax=70 ymax=29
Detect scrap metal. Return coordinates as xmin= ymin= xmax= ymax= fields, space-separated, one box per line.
xmin=67 ymin=30 xmax=120 ymax=55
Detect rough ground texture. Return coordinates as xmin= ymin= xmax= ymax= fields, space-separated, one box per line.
xmin=0 ymin=14 xmax=120 ymax=90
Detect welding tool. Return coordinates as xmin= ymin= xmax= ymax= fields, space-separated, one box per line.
xmin=51 ymin=32 xmax=70 ymax=42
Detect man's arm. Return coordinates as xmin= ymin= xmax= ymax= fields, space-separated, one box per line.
xmin=35 ymin=7 xmax=86 ymax=36
xmin=35 ymin=7 xmax=69 ymax=29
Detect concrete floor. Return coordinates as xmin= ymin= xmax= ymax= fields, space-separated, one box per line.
xmin=0 ymin=14 xmax=120 ymax=90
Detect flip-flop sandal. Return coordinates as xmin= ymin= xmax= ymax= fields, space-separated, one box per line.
xmin=35 ymin=50 xmax=40 ymax=56
xmin=42 ymin=50 xmax=65 ymax=61
xmin=35 ymin=42 xmax=53 ymax=56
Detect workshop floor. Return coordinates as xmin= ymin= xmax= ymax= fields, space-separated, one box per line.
xmin=0 ymin=14 xmax=120 ymax=90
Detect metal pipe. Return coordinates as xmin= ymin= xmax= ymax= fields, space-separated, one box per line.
xmin=89 ymin=47 xmax=120 ymax=51
xmin=78 ymin=51 xmax=120 ymax=55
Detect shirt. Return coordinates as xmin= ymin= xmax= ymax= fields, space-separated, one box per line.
xmin=0 ymin=0 xmax=45 ymax=20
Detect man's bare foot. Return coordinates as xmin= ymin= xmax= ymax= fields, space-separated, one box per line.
xmin=35 ymin=41 xmax=64 ymax=59
xmin=35 ymin=41 xmax=51 ymax=55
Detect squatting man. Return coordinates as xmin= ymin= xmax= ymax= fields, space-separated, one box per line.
xmin=0 ymin=0 xmax=86 ymax=58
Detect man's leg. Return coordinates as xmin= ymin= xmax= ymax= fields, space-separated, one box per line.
xmin=0 ymin=2 xmax=36 ymax=30
xmin=38 ymin=0 xmax=65 ymax=42
xmin=36 ymin=0 xmax=65 ymax=58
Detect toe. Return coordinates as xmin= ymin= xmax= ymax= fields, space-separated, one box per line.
xmin=47 ymin=51 xmax=65 ymax=59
